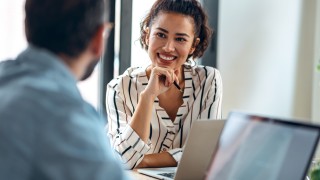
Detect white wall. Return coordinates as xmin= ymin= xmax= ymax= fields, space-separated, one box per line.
xmin=218 ymin=0 xmax=317 ymax=120
xmin=312 ymin=1 xmax=320 ymax=123
xmin=312 ymin=1 xmax=320 ymax=158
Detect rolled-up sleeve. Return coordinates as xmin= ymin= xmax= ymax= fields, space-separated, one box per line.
xmin=168 ymin=148 xmax=183 ymax=163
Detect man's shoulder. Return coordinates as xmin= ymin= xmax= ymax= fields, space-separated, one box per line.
xmin=0 ymin=77 xmax=85 ymax=121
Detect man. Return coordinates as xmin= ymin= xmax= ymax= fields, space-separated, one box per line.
xmin=0 ymin=0 xmax=126 ymax=179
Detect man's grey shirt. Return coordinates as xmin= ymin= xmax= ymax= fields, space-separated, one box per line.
xmin=0 ymin=46 xmax=127 ymax=179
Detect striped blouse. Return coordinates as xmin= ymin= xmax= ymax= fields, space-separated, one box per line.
xmin=106 ymin=65 xmax=223 ymax=169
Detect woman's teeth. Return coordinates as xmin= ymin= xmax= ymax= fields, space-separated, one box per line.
xmin=159 ymin=54 xmax=175 ymax=61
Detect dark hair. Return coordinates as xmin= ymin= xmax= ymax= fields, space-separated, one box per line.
xmin=139 ymin=0 xmax=212 ymax=59
xmin=25 ymin=0 xmax=107 ymax=57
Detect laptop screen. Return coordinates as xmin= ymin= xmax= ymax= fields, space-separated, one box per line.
xmin=206 ymin=112 xmax=320 ymax=180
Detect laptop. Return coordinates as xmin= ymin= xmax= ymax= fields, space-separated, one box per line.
xmin=137 ymin=119 xmax=226 ymax=180
xmin=205 ymin=111 xmax=320 ymax=180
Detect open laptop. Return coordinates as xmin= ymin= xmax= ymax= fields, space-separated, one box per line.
xmin=137 ymin=119 xmax=226 ymax=180
xmin=205 ymin=111 xmax=320 ymax=180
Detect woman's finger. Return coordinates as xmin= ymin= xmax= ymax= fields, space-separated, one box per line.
xmin=174 ymin=69 xmax=180 ymax=84
xmin=152 ymin=67 xmax=174 ymax=85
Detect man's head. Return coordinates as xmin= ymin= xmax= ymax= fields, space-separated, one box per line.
xmin=25 ymin=0 xmax=108 ymax=80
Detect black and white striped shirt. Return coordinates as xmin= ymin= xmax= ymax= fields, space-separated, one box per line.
xmin=106 ymin=65 xmax=223 ymax=169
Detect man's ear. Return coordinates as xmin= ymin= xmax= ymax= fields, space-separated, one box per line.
xmin=189 ymin=38 xmax=200 ymax=55
xmin=90 ymin=24 xmax=105 ymax=57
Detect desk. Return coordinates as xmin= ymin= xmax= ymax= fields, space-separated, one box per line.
xmin=127 ymin=170 xmax=158 ymax=180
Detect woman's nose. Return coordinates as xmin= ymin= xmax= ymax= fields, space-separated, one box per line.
xmin=162 ymin=40 xmax=175 ymax=52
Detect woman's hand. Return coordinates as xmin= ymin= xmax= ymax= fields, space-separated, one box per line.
xmin=144 ymin=66 xmax=179 ymax=98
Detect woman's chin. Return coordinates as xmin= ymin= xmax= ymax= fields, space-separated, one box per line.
xmin=155 ymin=59 xmax=175 ymax=68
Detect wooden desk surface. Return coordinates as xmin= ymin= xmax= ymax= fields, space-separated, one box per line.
xmin=127 ymin=170 xmax=158 ymax=180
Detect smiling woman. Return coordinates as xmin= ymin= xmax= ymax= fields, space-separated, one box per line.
xmin=106 ymin=0 xmax=223 ymax=170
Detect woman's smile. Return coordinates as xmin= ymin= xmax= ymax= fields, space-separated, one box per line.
xmin=157 ymin=53 xmax=177 ymax=66
xmin=158 ymin=53 xmax=176 ymax=61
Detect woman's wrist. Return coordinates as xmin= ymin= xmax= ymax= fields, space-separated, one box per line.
xmin=140 ymin=90 xmax=157 ymax=100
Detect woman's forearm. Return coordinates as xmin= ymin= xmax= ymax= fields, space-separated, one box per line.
xmin=129 ymin=91 xmax=156 ymax=142
xmin=136 ymin=152 xmax=177 ymax=168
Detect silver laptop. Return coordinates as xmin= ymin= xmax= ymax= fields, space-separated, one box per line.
xmin=137 ymin=119 xmax=226 ymax=180
xmin=205 ymin=111 xmax=320 ymax=180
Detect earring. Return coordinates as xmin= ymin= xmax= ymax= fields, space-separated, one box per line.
xmin=184 ymin=58 xmax=196 ymax=69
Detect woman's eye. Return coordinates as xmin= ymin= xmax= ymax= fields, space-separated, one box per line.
xmin=156 ymin=33 xmax=166 ymax=38
xmin=176 ymin=37 xmax=186 ymax=42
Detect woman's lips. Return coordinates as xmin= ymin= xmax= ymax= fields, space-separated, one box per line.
xmin=159 ymin=53 xmax=175 ymax=61
xmin=158 ymin=53 xmax=177 ymax=61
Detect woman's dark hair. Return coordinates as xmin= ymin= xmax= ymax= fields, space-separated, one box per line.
xmin=25 ymin=0 xmax=106 ymax=58
xmin=139 ymin=0 xmax=212 ymax=59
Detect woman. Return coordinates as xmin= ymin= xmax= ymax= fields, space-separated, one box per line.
xmin=106 ymin=0 xmax=222 ymax=169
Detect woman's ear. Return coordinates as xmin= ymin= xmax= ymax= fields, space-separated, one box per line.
xmin=189 ymin=38 xmax=200 ymax=55
xmin=145 ymin=27 xmax=150 ymax=46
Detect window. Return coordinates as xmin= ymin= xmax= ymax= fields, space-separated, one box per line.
xmin=130 ymin=0 xmax=156 ymax=67
xmin=0 ymin=1 xmax=26 ymax=61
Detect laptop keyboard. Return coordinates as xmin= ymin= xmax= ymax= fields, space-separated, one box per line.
xmin=158 ymin=172 xmax=175 ymax=178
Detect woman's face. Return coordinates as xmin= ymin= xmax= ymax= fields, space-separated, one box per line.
xmin=146 ymin=12 xmax=198 ymax=70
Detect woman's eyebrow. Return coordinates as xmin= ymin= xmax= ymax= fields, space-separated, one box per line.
xmin=156 ymin=27 xmax=168 ymax=33
xmin=156 ymin=27 xmax=190 ymax=38
xmin=176 ymin=32 xmax=190 ymax=38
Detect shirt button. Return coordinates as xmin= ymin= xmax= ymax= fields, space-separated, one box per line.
xmin=162 ymin=148 xmax=167 ymax=152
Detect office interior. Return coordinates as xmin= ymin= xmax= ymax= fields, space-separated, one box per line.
xmin=1 ymin=0 xmax=320 ymax=157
